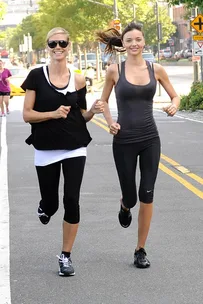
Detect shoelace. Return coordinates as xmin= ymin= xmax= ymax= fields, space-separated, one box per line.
xmin=121 ymin=208 xmax=130 ymax=216
xmin=37 ymin=208 xmax=49 ymax=218
xmin=56 ymin=255 xmax=72 ymax=267
xmin=136 ymin=248 xmax=146 ymax=259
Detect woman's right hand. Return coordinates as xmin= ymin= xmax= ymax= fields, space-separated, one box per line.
xmin=109 ymin=122 xmax=121 ymax=135
xmin=53 ymin=106 xmax=71 ymax=119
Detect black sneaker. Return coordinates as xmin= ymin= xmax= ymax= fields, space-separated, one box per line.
xmin=57 ymin=254 xmax=75 ymax=276
xmin=118 ymin=205 xmax=132 ymax=228
xmin=134 ymin=248 xmax=150 ymax=268
xmin=37 ymin=206 xmax=50 ymax=225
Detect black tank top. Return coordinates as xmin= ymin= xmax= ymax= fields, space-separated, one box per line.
xmin=114 ymin=60 xmax=159 ymax=144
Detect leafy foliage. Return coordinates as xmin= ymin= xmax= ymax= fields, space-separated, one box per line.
xmin=166 ymin=0 xmax=203 ymax=12
xmin=7 ymin=0 xmax=176 ymax=52
xmin=0 ymin=2 xmax=7 ymax=40
xmin=0 ymin=1 xmax=6 ymax=20
xmin=180 ymin=82 xmax=203 ymax=111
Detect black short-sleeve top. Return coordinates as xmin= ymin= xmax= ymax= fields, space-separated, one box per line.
xmin=21 ymin=67 xmax=92 ymax=150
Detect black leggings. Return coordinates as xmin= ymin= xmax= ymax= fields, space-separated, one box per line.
xmin=36 ymin=156 xmax=86 ymax=224
xmin=113 ymin=137 xmax=161 ymax=208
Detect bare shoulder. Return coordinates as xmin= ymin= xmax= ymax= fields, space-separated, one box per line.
xmin=153 ymin=63 xmax=168 ymax=79
xmin=107 ymin=63 xmax=118 ymax=74
xmin=106 ymin=63 xmax=119 ymax=81
xmin=74 ymin=72 xmax=86 ymax=90
xmin=153 ymin=63 xmax=164 ymax=73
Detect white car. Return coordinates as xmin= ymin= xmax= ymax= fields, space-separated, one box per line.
xmin=142 ymin=52 xmax=156 ymax=63
xmin=81 ymin=53 xmax=97 ymax=69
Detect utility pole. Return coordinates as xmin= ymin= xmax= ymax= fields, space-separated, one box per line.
xmin=133 ymin=4 xmax=136 ymax=22
xmin=113 ymin=0 xmax=118 ymax=19
xmin=190 ymin=7 xmax=201 ymax=82
xmin=155 ymin=1 xmax=162 ymax=96
xmin=86 ymin=0 xmax=120 ymax=70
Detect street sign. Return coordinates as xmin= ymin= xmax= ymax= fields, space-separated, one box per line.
xmin=193 ymin=41 xmax=203 ymax=56
xmin=193 ymin=35 xmax=203 ymax=41
xmin=113 ymin=19 xmax=121 ymax=32
xmin=192 ymin=56 xmax=200 ymax=62
xmin=191 ymin=14 xmax=203 ymax=33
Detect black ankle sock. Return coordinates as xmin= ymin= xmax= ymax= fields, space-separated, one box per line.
xmin=62 ymin=251 xmax=71 ymax=258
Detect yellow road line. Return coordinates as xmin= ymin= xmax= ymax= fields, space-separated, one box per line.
xmin=161 ymin=153 xmax=179 ymax=166
xmin=95 ymin=117 xmax=108 ymax=125
xmin=91 ymin=116 xmax=203 ymax=198
xmin=91 ymin=118 xmax=109 ymax=132
xmin=159 ymin=163 xmax=203 ymax=199
xmin=187 ymin=173 xmax=203 ymax=185
xmin=93 ymin=116 xmax=203 ymax=186
xmin=161 ymin=153 xmax=203 ymax=185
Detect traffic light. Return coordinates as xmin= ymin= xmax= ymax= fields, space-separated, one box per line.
xmin=113 ymin=19 xmax=121 ymax=32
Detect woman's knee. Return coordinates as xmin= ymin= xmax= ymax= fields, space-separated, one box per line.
xmin=64 ymin=203 xmax=80 ymax=224
xmin=41 ymin=198 xmax=59 ymax=216
xmin=123 ymin=193 xmax=138 ymax=209
xmin=139 ymin=187 xmax=154 ymax=204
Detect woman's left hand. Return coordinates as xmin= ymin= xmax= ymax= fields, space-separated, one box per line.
xmin=163 ymin=104 xmax=177 ymax=117
xmin=90 ymin=100 xmax=104 ymax=114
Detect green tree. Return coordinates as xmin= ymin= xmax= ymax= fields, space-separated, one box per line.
xmin=8 ymin=0 xmax=176 ymax=51
xmin=166 ymin=0 xmax=203 ymax=12
xmin=0 ymin=1 xmax=6 ymax=20
xmin=0 ymin=2 xmax=7 ymax=40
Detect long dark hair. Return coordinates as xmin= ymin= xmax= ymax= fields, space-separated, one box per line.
xmin=96 ymin=22 xmax=144 ymax=54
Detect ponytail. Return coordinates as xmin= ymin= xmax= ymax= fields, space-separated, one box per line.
xmin=96 ymin=22 xmax=144 ymax=54
xmin=96 ymin=28 xmax=125 ymax=54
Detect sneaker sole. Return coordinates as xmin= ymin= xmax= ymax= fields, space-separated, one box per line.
xmin=118 ymin=212 xmax=132 ymax=228
xmin=134 ymin=261 xmax=150 ymax=269
xmin=39 ymin=217 xmax=50 ymax=225
xmin=58 ymin=269 xmax=75 ymax=276
xmin=37 ymin=207 xmax=50 ymax=225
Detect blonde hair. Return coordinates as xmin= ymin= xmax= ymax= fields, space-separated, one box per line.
xmin=46 ymin=27 xmax=69 ymax=42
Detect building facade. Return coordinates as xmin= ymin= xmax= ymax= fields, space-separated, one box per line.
xmin=0 ymin=0 xmax=38 ymax=30
xmin=172 ymin=5 xmax=192 ymax=51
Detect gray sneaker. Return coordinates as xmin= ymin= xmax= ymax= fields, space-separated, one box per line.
xmin=57 ymin=254 xmax=75 ymax=276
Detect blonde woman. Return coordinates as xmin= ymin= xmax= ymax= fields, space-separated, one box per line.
xmin=22 ymin=27 xmax=104 ymax=276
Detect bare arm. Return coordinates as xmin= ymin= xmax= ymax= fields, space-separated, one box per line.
xmin=154 ymin=63 xmax=180 ymax=116
xmin=100 ymin=64 xmax=117 ymax=126
xmin=23 ymin=89 xmax=71 ymax=123
xmin=74 ymin=73 xmax=104 ymax=122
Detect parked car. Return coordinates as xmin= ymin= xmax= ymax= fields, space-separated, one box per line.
xmin=162 ymin=48 xmax=172 ymax=59
xmin=9 ymin=66 xmax=28 ymax=98
xmin=40 ymin=57 xmax=46 ymax=64
xmin=81 ymin=53 xmax=97 ymax=69
xmin=183 ymin=49 xmax=192 ymax=58
xmin=101 ymin=53 xmax=111 ymax=69
xmin=1 ymin=58 xmax=12 ymax=67
xmin=174 ymin=49 xmax=185 ymax=60
xmin=142 ymin=52 xmax=156 ymax=63
xmin=174 ymin=51 xmax=181 ymax=60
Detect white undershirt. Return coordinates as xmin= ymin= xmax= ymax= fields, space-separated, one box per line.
xmin=34 ymin=65 xmax=87 ymax=167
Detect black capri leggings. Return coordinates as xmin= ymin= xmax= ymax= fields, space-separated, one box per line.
xmin=113 ymin=137 xmax=161 ymax=208
xmin=36 ymin=156 xmax=86 ymax=224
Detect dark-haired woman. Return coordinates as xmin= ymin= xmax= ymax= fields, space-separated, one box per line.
xmin=96 ymin=22 xmax=180 ymax=268
xmin=22 ymin=27 xmax=104 ymax=276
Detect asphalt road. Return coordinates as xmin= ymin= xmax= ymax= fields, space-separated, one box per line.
xmin=0 ymin=66 xmax=203 ymax=304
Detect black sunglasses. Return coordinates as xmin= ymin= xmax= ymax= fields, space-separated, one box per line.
xmin=47 ymin=40 xmax=69 ymax=49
